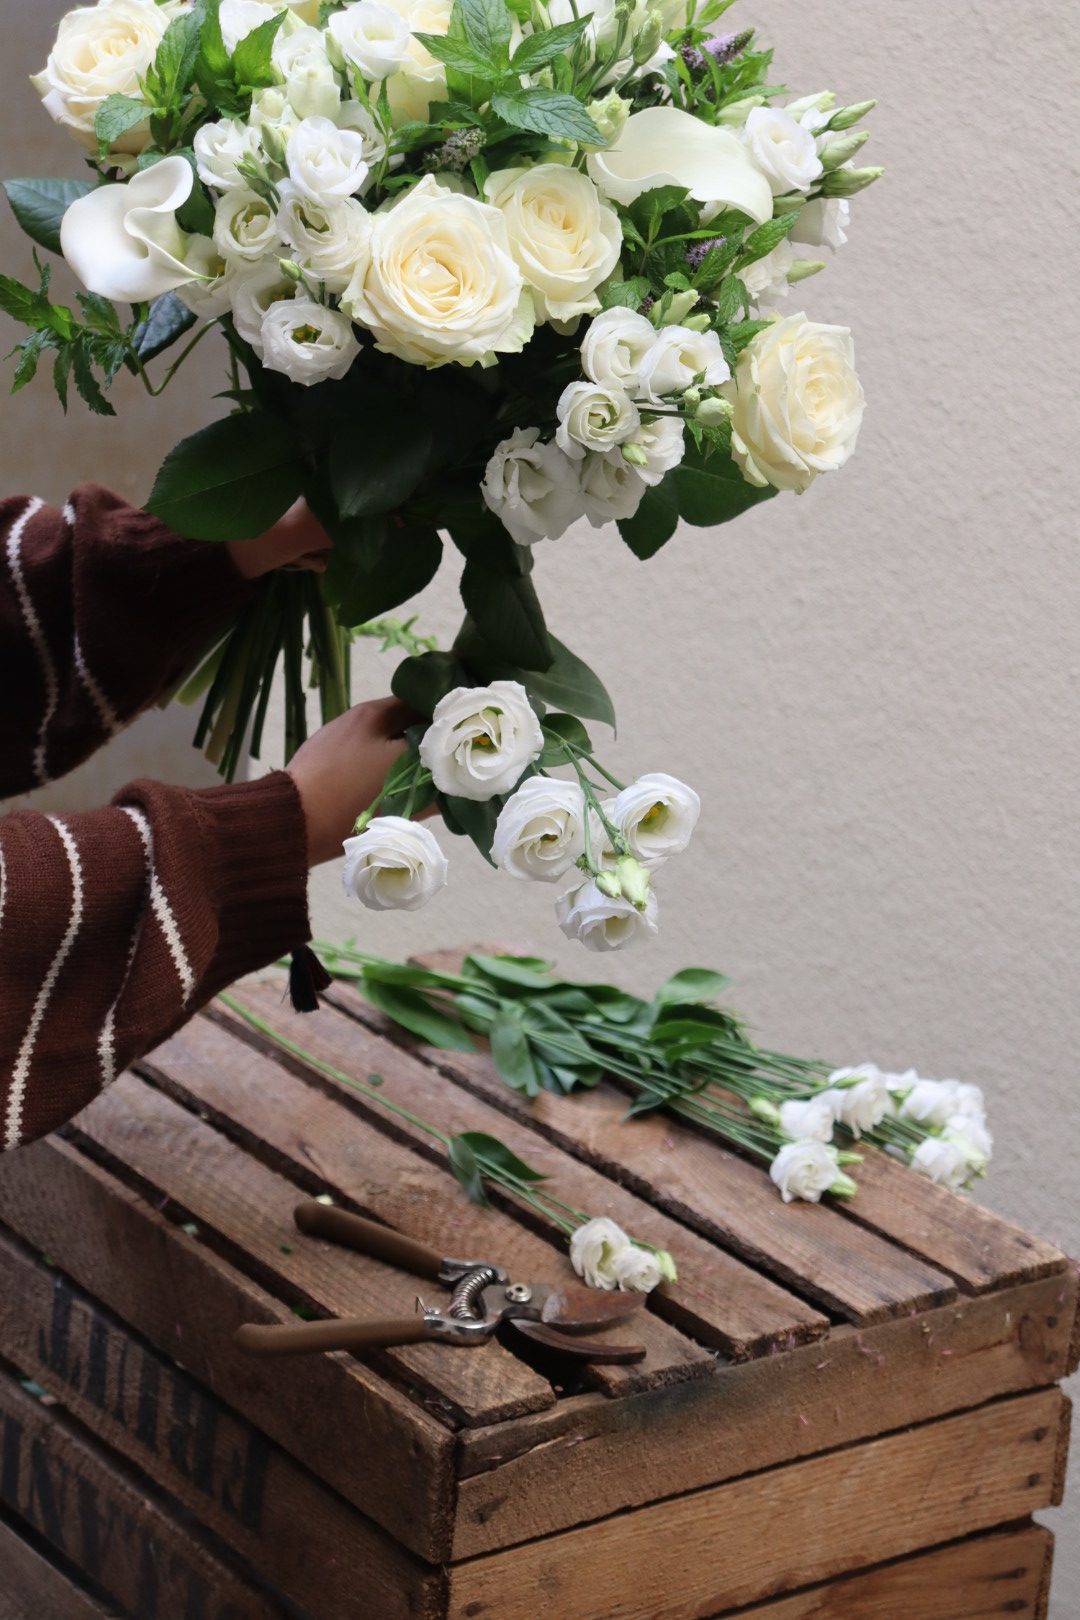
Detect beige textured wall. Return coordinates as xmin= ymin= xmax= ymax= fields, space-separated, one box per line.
xmin=3 ymin=1 xmax=1077 ymax=1610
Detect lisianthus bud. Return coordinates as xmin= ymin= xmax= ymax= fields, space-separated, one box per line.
xmin=829 ymin=1170 xmax=859 ymax=1199
xmin=819 ymin=130 xmax=871 ymax=172
xmin=595 ymin=870 xmax=623 ymax=900
xmin=277 ymin=258 xmax=304 ymax=282
xmin=820 ymin=165 xmax=885 ymax=197
xmin=787 ymin=258 xmax=826 ymax=284
xmin=682 ymin=312 xmax=712 ymax=332
xmin=660 ymin=289 xmax=701 ymax=326
xmin=615 ymin=854 xmax=652 ymax=910
xmin=749 ymin=1097 xmax=782 ymax=1126
xmin=654 ymin=1248 xmax=679 ymax=1284
xmin=828 ymin=99 xmax=877 ymax=132
xmin=682 ymin=386 xmax=702 ymax=410
xmin=715 ymin=94 xmax=765 ymax=126
xmin=633 ymin=11 xmax=663 ymax=65
xmin=786 ymin=91 xmax=836 ymax=120
xmin=695 ymin=394 xmax=733 ymax=425
xmin=621 ymin=441 xmax=649 ymax=468
xmin=586 ymin=92 xmax=630 ymax=148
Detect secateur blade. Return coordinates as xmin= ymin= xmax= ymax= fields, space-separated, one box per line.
xmin=509 ymin=1319 xmax=647 ymax=1365
xmin=538 ymin=1282 xmax=645 ymax=1333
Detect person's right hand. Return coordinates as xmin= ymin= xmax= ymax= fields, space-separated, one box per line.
xmin=287 ymin=699 xmax=418 ymax=867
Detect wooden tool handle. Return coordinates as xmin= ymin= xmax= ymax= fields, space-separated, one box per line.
xmin=293 ymin=1202 xmax=445 ymax=1282
xmin=234 ymin=1317 xmax=435 ymax=1358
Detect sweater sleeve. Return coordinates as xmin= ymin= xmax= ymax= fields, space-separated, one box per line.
xmin=0 ymin=770 xmax=310 ymax=1152
xmin=0 ymin=486 xmax=254 ymax=798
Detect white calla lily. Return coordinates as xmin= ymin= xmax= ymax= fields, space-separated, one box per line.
xmin=587 ymin=106 xmax=773 ymax=223
xmin=60 ymin=156 xmax=197 ymax=303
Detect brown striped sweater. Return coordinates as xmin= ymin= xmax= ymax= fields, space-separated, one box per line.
xmin=0 ymin=486 xmax=310 ymax=1152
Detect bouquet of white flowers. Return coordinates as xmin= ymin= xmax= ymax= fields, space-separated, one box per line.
xmin=2 ymin=0 xmax=881 ymax=948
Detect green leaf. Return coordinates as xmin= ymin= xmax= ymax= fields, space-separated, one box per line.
xmin=154 ymin=11 xmax=202 ymax=100
xmin=95 ymin=95 xmax=152 ymax=152
xmin=330 ymin=517 xmax=443 ymax=627
xmin=373 ymin=744 xmax=437 ymax=818
xmin=71 ymin=337 xmax=116 ymax=417
xmin=491 ymin=88 xmax=601 ymax=145
xmin=674 ymin=440 xmax=775 ymax=528
xmin=714 ymin=273 xmax=747 ymax=324
xmin=629 ymin=184 xmax=691 ymax=238
xmin=131 ymin=291 xmax=197 ymax=363
xmin=360 ymin=979 xmax=477 ymax=1051
xmin=618 ymin=478 xmax=679 ymax=560
xmin=437 ymin=792 xmax=502 ymax=862
xmin=464 ymin=953 xmax=555 ymax=991
xmin=147 ymin=413 xmax=305 ymax=541
xmin=232 ymin=9 xmax=288 ymax=88
xmin=490 ymin=1012 xmax=542 ymax=1096
xmin=329 ymin=413 xmax=433 ymax=520
xmin=509 ymin=17 xmax=590 ymax=72
xmin=4 ymin=178 xmax=94 ymax=256
xmin=391 ymin=651 xmax=469 ymax=718
xmin=541 ymin=713 xmax=591 ymax=764
xmin=10 ymin=331 xmax=52 ymax=394
xmin=457 ymin=1130 xmax=548 ymax=1183
xmin=522 ymin=636 xmax=615 ymax=727
xmin=196 ymin=0 xmax=230 ymax=76
xmin=655 ymin=968 xmax=732 ymax=1007
xmin=458 ymin=0 xmax=513 ymax=67
xmin=447 ymin=1135 xmax=488 ymax=1204
xmin=600 ymin=277 xmax=652 ymax=312
xmin=412 ymin=32 xmax=496 ymax=75
xmin=738 ymin=210 xmax=799 ymax=267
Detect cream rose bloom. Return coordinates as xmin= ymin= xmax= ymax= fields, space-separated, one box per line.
xmin=556 ymin=878 xmax=660 ymax=953
xmin=492 ymin=778 xmax=587 ymax=882
xmin=419 ymin=681 xmax=545 ymax=802
xmin=484 ymin=165 xmax=621 ymax=325
xmin=342 ymin=817 xmax=448 ymax=911
xmin=60 ymin=156 xmax=198 ymax=304
xmin=276 ymin=184 xmax=372 ymax=293
xmin=342 ymin=175 xmax=533 ymax=367
xmin=328 ymin=1 xmax=411 ymax=81
xmin=587 ymin=106 xmax=773 ymax=223
xmin=259 ymin=297 xmax=361 ymax=385
xmin=482 ymin=429 xmax=583 ymax=547
xmin=580 ymin=308 xmax=656 ymax=392
xmin=729 ymin=313 xmax=864 ymax=494
xmin=32 ymin=0 xmax=179 ymax=154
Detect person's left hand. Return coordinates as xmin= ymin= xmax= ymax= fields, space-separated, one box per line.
xmin=227 ymin=499 xmax=332 ymax=580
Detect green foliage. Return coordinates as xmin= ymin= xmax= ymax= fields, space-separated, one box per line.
xmin=147 ymin=412 xmax=305 ymax=540
xmin=4 ymin=178 xmax=94 ymax=256
xmin=95 ymin=95 xmax=152 ymax=155
xmin=391 ymin=650 xmax=469 ymax=717
xmin=436 ymin=791 xmax=503 ymax=862
xmin=738 ymin=211 xmax=799 ymax=267
xmin=329 ymin=413 xmax=434 ymax=519
xmin=674 ymin=439 xmax=776 ymax=528
xmin=541 ymin=712 xmax=592 ymax=765
xmin=491 ymin=89 xmax=602 ymax=145
xmin=601 ymin=278 xmax=652 ymax=311
xmin=618 ymin=479 xmax=680 ymax=560
xmin=0 ymin=260 xmax=135 ymax=415
xmin=454 ymin=620 xmax=616 ymax=730
xmin=450 ymin=515 xmax=554 ymax=672
xmin=359 ymin=978 xmax=478 ymax=1051
xmin=458 ymin=0 xmax=514 ymax=69
xmin=232 ymin=10 xmax=287 ymax=88
xmin=131 ymin=292 xmax=197 ymax=363
xmin=328 ymin=515 xmax=443 ymax=628
xmin=509 ymin=17 xmax=590 ymax=73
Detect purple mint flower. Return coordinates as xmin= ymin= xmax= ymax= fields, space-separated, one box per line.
xmin=707 ymin=29 xmax=753 ymax=64
xmin=685 ymin=237 xmax=726 ymax=271
xmin=680 ymin=43 xmax=706 ymax=72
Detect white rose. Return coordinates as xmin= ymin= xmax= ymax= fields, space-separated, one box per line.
xmin=492 ymin=778 xmax=587 ymax=882
xmin=900 ymin=1079 xmax=963 ymax=1131
xmin=570 ymin=1217 xmax=630 ymax=1290
xmin=638 ymin=325 xmax=730 ymax=404
xmin=792 ymin=197 xmax=850 ymax=252
xmin=779 ymin=1096 xmax=835 ymax=1144
xmin=829 ymin=1070 xmax=890 ymax=1138
xmin=556 ymin=381 xmax=639 ymax=460
xmin=613 ymin=1245 xmax=664 ymax=1294
xmin=555 ymin=878 xmax=659 ymax=953
xmin=580 ymin=308 xmax=657 ymax=392
xmin=342 ymin=175 xmax=533 ymax=367
xmin=328 ymin=2 xmax=411 ymax=80
xmin=342 ymin=816 xmax=448 ymax=911
xmin=249 ymin=85 xmax=302 ymax=163
xmin=729 ymin=313 xmax=864 ymax=494
xmin=378 ymin=0 xmax=453 ymax=123
xmin=482 ymin=428 xmax=583 ymax=548
xmin=194 ymin=117 xmax=262 ymax=192
xmin=911 ymin=1138 xmax=970 ymax=1191
xmin=741 ymin=239 xmax=796 ymax=307
xmin=419 ymin=681 xmax=544 ymax=802
xmin=769 ymin=1141 xmax=841 ymax=1204
xmin=275 ymin=24 xmax=342 ymax=121
xmin=587 ymin=106 xmax=772 ymax=223
xmin=578 ymin=450 xmax=646 ymax=528
xmin=276 ymin=183 xmax=372 ymax=293
xmin=32 ymin=0 xmax=175 ymax=153
xmin=60 ymin=156 xmax=197 ymax=304
xmin=286 ymin=116 xmax=370 ymax=206
xmin=627 ymin=417 xmax=685 ymax=486
xmin=608 ymin=773 xmax=701 ymax=865
xmin=213 ymin=188 xmax=279 ymax=264
xmin=260 ymin=296 xmax=361 ymax=384
xmin=484 ymin=165 xmax=621 ymax=326
xmin=230 ymin=259 xmax=300 ymax=355
xmin=744 ymin=106 xmax=824 ymax=196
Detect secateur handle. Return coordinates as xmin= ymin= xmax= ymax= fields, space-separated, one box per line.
xmin=234 ymin=1317 xmax=437 ymax=1358
xmin=293 ymin=1200 xmax=446 ymax=1281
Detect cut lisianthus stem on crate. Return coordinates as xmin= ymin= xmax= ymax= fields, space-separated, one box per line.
xmin=309 ymin=948 xmax=994 ymax=1202
xmin=4 ymin=0 xmax=881 ymax=945
xmin=217 ymin=991 xmax=675 ymax=1292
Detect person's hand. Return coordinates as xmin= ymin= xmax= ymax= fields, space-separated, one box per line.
xmin=287 ymin=699 xmax=419 ymax=867
xmin=227 ymin=499 xmax=332 ymax=581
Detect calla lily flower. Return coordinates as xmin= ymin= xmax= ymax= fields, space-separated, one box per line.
xmin=587 ymin=105 xmax=773 ymax=223
xmin=60 ymin=155 xmax=198 ymax=304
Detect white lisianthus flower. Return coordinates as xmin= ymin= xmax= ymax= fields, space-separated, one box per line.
xmin=276 ymin=183 xmax=372 ymax=293
xmin=741 ymin=239 xmax=796 ymax=307
xmin=900 ymin=1079 xmax=964 ymax=1131
xmin=419 ymin=681 xmax=544 ymax=802
xmin=779 ymin=1096 xmax=836 ymax=1145
xmin=328 ymin=1 xmax=411 ymax=81
xmin=286 ymin=116 xmax=370 ymax=206
xmin=378 ymin=0 xmax=453 ymax=123
xmin=176 ymin=241 xmax=237 ymax=318
xmin=578 ymin=450 xmax=647 ymax=528
xmin=213 ymin=188 xmax=279 ymax=264
xmin=608 ymin=774 xmax=701 ymax=865
xmin=482 ymin=429 xmax=583 ymax=548
xmin=792 ymin=197 xmax=851 ymax=252
xmin=220 ymin=0 xmax=288 ymax=56
xmin=945 ymin=1117 xmax=993 ymax=1170
xmin=230 ymin=260 xmax=299 ymax=355
xmin=570 ymin=1217 xmax=630 ymax=1290
xmin=260 ymin=297 xmax=361 ymax=384
xmin=627 ymin=418 xmax=686 ymax=486
xmin=336 ymin=100 xmax=389 ymax=181
xmin=32 ymin=0 xmax=176 ymax=154
xmin=911 ymin=1138 xmax=970 ymax=1191
xmin=342 ymin=817 xmax=448 ymax=912
xmin=60 ymin=156 xmax=197 ymax=303
xmin=729 ymin=313 xmax=864 ymax=494
xmin=274 ymin=24 xmax=342 ymax=121
xmin=484 ymin=165 xmax=621 ymax=326
xmin=556 ymin=381 xmax=640 ymax=460
xmin=343 ymin=175 xmax=532 ymax=366
xmin=249 ymin=85 xmax=302 ymax=163
xmin=945 ymin=1082 xmax=988 ymax=1123
xmin=744 ymin=106 xmax=824 ymax=195
xmin=769 ymin=1141 xmax=843 ymax=1204
xmin=194 ymin=117 xmax=262 ymax=192
xmin=580 ymin=308 xmax=656 ymax=393
xmin=613 ymin=1245 xmax=665 ymax=1294
xmin=556 ymin=878 xmax=660 ymax=953
xmin=829 ymin=1070 xmax=891 ymax=1138
xmin=638 ymin=326 xmax=730 ymax=404
xmin=492 ymin=778 xmax=587 ymax=883
xmin=587 ymin=106 xmax=772 ymax=223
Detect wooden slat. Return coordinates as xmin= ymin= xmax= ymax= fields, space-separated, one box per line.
xmin=0 ymin=1512 xmax=118 ymax=1620
xmin=225 ymin=982 xmax=828 ymax=1360
xmin=446 ymin=1387 xmax=1069 ymax=1620
xmin=452 ymin=1269 xmax=1079 ymax=1558
xmin=0 ymin=1137 xmax=457 ymax=1563
xmin=139 ymin=1015 xmax=714 ymax=1400
xmin=710 ymin=1525 xmax=1055 ymax=1618
xmin=329 ymin=982 xmax=959 ymax=1325
xmin=71 ymin=1072 xmax=554 ymax=1428
xmin=0 ymin=1371 xmax=296 ymax=1620
xmin=0 ymin=1228 xmax=443 ymax=1620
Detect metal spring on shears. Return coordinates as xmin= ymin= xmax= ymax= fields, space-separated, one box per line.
xmin=448 ymin=1266 xmax=500 ymax=1321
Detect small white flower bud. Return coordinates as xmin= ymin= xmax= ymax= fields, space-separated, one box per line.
xmin=828 ymin=99 xmax=877 ymax=132
xmin=819 ymin=130 xmax=871 ymax=172
xmin=819 ymin=165 xmax=885 ymax=197
xmin=787 ymin=258 xmax=827 ymax=284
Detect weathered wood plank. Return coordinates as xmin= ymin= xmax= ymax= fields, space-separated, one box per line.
xmin=451 ymin=1268 xmax=1078 ymax=1557
xmin=447 ymin=1387 xmax=1069 ymax=1620
xmin=0 ymin=1371 xmax=296 ymax=1620
xmin=71 ymin=1072 xmax=554 ymax=1428
xmin=328 ymin=981 xmax=960 ymax=1325
xmin=0 ymin=1512 xmax=119 ymax=1620
xmin=0 ymin=1228 xmax=444 ymax=1620
xmin=709 ymin=1525 xmax=1055 ymax=1618
xmin=140 ymin=1014 xmax=714 ymax=1400
xmin=0 ymin=1138 xmax=457 ymax=1563
xmin=225 ymin=982 xmax=828 ymax=1360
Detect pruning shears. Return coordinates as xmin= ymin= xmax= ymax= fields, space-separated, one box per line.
xmin=235 ymin=1202 xmax=648 ymax=1364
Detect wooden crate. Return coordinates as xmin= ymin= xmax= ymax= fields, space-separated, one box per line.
xmin=0 ymin=968 xmax=1074 ymax=1619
